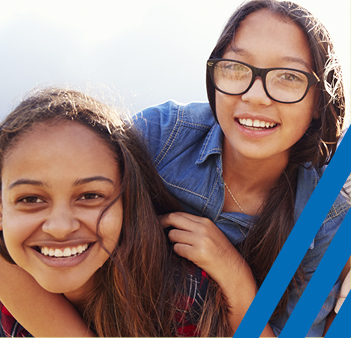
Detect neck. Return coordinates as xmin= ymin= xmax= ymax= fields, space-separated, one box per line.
xmin=222 ymin=139 xmax=289 ymax=214
xmin=64 ymin=277 xmax=95 ymax=316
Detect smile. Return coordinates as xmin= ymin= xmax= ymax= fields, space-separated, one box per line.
xmin=238 ymin=118 xmax=277 ymax=130
xmin=38 ymin=244 xmax=91 ymax=258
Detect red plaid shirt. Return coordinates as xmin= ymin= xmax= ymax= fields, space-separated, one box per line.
xmin=0 ymin=305 xmax=30 ymax=337
xmin=0 ymin=267 xmax=209 ymax=337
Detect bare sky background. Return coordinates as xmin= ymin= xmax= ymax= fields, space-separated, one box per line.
xmin=1 ymin=0 xmax=349 ymax=121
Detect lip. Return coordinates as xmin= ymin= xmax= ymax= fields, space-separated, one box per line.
xmin=31 ymin=242 xmax=95 ymax=268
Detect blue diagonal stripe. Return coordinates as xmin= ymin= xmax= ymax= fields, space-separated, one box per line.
xmin=234 ymin=129 xmax=351 ymax=338
xmin=325 ymin=290 xmax=351 ymax=338
xmin=280 ymin=207 xmax=351 ymax=337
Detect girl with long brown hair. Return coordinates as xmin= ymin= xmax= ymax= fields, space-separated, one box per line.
xmin=0 ymin=87 xmax=233 ymax=337
xmin=134 ymin=0 xmax=349 ymax=335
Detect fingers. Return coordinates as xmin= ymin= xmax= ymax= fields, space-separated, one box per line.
xmin=159 ymin=212 xmax=213 ymax=231
xmin=172 ymin=242 xmax=193 ymax=261
xmin=167 ymin=228 xmax=196 ymax=245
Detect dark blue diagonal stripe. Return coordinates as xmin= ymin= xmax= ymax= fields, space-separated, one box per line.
xmin=234 ymin=129 xmax=351 ymax=338
xmin=325 ymin=290 xmax=351 ymax=338
xmin=280 ymin=207 xmax=351 ymax=337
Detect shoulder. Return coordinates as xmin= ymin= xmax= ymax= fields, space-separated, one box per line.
xmin=133 ymin=100 xmax=215 ymax=134
xmin=132 ymin=101 xmax=217 ymax=166
xmin=296 ymin=165 xmax=350 ymax=222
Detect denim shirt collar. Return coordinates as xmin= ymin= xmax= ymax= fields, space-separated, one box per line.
xmin=196 ymin=123 xmax=223 ymax=165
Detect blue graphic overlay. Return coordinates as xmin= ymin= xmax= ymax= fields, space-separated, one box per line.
xmin=234 ymin=129 xmax=351 ymax=337
xmin=280 ymin=209 xmax=351 ymax=337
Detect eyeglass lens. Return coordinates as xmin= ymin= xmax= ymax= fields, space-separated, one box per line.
xmin=213 ymin=60 xmax=309 ymax=103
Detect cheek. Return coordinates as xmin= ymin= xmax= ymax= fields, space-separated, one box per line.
xmin=1 ymin=212 xmax=35 ymax=263
xmin=2 ymin=208 xmax=37 ymax=241
xmin=215 ymin=91 xmax=237 ymax=122
xmin=99 ymin=199 xmax=123 ymax=251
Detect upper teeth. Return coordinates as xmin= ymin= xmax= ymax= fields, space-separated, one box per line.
xmin=239 ymin=118 xmax=276 ymax=128
xmin=40 ymin=244 xmax=89 ymax=258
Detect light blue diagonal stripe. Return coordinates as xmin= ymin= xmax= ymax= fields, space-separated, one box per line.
xmin=280 ymin=207 xmax=351 ymax=337
xmin=234 ymin=129 xmax=351 ymax=338
xmin=325 ymin=290 xmax=351 ymax=338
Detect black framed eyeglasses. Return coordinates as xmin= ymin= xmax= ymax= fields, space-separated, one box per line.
xmin=207 ymin=59 xmax=320 ymax=104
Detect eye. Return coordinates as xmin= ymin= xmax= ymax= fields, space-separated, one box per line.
xmin=78 ymin=193 xmax=103 ymax=200
xmin=278 ymin=71 xmax=304 ymax=83
xmin=283 ymin=73 xmax=299 ymax=81
xmin=18 ymin=196 xmax=45 ymax=204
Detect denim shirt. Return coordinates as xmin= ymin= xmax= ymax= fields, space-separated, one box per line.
xmin=133 ymin=100 xmax=350 ymax=336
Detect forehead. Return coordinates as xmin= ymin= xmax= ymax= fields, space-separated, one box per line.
xmin=2 ymin=121 xmax=118 ymax=182
xmin=228 ymin=9 xmax=312 ymax=69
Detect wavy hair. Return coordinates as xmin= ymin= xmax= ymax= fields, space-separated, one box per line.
xmin=0 ymin=88 xmax=231 ymax=336
xmin=206 ymin=0 xmax=345 ymax=318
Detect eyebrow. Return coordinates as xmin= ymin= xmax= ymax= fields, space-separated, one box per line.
xmin=230 ymin=45 xmax=312 ymax=70
xmin=8 ymin=176 xmax=115 ymax=190
xmin=8 ymin=179 xmax=45 ymax=190
xmin=73 ymin=176 xmax=115 ymax=187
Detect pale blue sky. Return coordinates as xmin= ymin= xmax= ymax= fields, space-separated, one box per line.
xmin=1 ymin=0 xmax=349 ymax=120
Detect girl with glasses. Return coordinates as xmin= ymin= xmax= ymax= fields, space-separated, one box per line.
xmin=134 ymin=0 xmax=349 ymax=336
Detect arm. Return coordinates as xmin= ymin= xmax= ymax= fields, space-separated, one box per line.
xmin=0 ymin=256 xmax=93 ymax=337
xmin=323 ymin=257 xmax=350 ymax=336
xmin=160 ymin=212 xmax=275 ymax=337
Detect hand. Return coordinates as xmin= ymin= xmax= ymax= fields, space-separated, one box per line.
xmin=159 ymin=212 xmax=255 ymax=291
xmin=160 ymin=212 xmax=274 ymax=335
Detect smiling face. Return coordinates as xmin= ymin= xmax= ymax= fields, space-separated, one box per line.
xmin=0 ymin=121 xmax=122 ymax=304
xmin=216 ymin=9 xmax=318 ymax=165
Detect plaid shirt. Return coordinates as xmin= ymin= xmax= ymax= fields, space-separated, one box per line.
xmin=0 ymin=305 xmax=31 ymax=337
xmin=0 ymin=266 xmax=209 ymax=337
xmin=175 ymin=266 xmax=209 ymax=336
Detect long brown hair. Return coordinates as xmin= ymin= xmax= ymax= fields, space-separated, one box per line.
xmin=206 ymin=0 xmax=345 ymax=318
xmin=0 ymin=87 xmax=231 ymax=336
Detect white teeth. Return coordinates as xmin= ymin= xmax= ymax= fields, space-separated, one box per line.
xmin=55 ymin=248 xmax=63 ymax=257
xmin=40 ymin=244 xmax=89 ymax=258
xmin=63 ymin=248 xmax=71 ymax=257
xmin=239 ymin=118 xmax=276 ymax=129
xmin=244 ymin=118 xmax=253 ymax=126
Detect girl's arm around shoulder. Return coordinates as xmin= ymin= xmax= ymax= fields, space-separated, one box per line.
xmin=0 ymin=256 xmax=94 ymax=337
xmin=160 ymin=212 xmax=276 ymax=336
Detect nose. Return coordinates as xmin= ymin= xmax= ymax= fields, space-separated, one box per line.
xmin=241 ymin=77 xmax=272 ymax=107
xmin=42 ymin=204 xmax=80 ymax=240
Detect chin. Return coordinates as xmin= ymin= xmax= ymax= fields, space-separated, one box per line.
xmin=34 ymin=275 xmax=87 ymax=295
